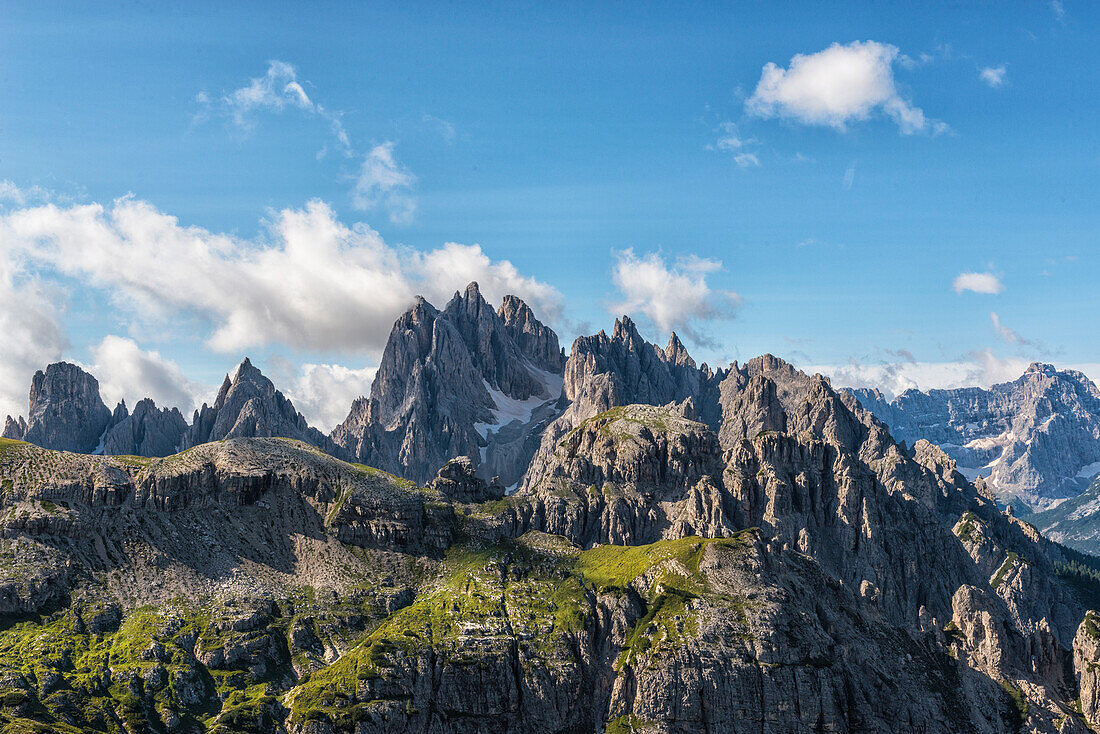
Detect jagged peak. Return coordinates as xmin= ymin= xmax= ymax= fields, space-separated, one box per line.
xmin=612 ymin=315 xmax=642 ymax=344
xmin=664 ymin=332 xmax=696 ymax=368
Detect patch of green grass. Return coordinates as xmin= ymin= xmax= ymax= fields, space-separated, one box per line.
xmin=954 ymin=511 xmax=981 ymax=544
xmin=992 ymin=551 xmax=1026 ymax=589
xmin=999 ymin=679 xmax=1028 ymax=731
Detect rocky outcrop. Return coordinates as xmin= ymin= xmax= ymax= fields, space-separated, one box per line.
xmin=847 ymin=363 xmax=1100 ymax=507
xmin=520 ymin=317 xmax=722 ymax=492
xmin=331 ymin=283 xmax=565 ymax=486
xmin=428 ymin=456 xmax=504 ymax=503
xmin=1075 ymin=611 xmax=1100 ymax=731
xmin=101 ymin=398 xmax=188 ymax=457
xmin=2 ymin=415 xmax=26 ymax=441
xmin=498 ymin=294 xmax=566 ymax=373
xmin=3 ymin=362 xmax=112 ymax=453
xmin=185 ymin=358 xmax=334 ymax=454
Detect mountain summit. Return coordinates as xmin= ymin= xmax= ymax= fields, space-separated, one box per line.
xmin=331 ymin=282 xmax=566 ymax=486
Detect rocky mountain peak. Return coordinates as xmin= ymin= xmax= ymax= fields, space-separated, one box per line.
xmin=185 ymin=358 xmax=332 ymax=453
xmin=4 ymin=361 xmax=112 ymax=453
xmin=2 ymin=415 xmax=26 ymax=441
xmin=498 ymin=294 xmax=565 ymax=372
xmin=102 ymin=397 xmax=188 ymax=457
xmin=847 ymin=362 xmax=1100 ymax=507
xmin=663 ymin=332 xmax=694 ymax=368
xmin=332 ymin=285 xmax=567 ymax=486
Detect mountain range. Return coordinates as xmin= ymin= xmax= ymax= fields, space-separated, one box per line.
xmin=847 ymin=363 xmax=1100 ymax=509
xmin=6 ymin=285 xmax=1100 ymax=730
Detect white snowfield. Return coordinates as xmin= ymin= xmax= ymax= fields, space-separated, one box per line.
xmin=473 ymin=366 xmax=564 ymax=440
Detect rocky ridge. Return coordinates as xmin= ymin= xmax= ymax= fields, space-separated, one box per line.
xmin=847 ymin=363 xmax=1100 ymax=508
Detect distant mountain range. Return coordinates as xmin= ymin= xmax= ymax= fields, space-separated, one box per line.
xmin=846 ymin=363 xmax=1100 ymax=509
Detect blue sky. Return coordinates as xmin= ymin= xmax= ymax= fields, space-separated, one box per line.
xmin=1 ymin=1 xmax=1097 ymax=429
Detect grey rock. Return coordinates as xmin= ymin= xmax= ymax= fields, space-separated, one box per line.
xmin=428 ymin=456 xmax=504 ymax=503
xmin=185 ymin=358 xmax=335 ymax=454
xmin=102 ymin=398 xmax=188 ymax=457
xmin=10 ymin=362 xmax=112 ymax=453
xmin=331 ymin=283 xmax=565 ymax=486
xmin=2 ymin=415 xmax=26 ymax=441
xmin=847 ymin=363 xmax=1100 ymax=507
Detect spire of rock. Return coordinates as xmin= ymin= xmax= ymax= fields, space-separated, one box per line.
xmin=184 ymin=358 xmax=333 ymax=453
xmin=332 ymin=287 xmax=568 ymax=485
xmin=2 ymin=415 xmax=26 ymax=441
xmin=18 ymin=362 xmax=111 ymax=453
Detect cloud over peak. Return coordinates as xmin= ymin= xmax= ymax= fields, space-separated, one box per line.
xmin=746 ymin=40 xmax=944 ymax=135
xmin=0 ymin=196 xmax=563 ymax=358
xmin=608 ymin=249 xmax=739 ymax=346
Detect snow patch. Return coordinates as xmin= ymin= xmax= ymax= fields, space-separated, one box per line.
xmin=1076 ymin=461 xmax=1100 ymax=480
xmin=473 ymin=366 xmax=564 ymax=439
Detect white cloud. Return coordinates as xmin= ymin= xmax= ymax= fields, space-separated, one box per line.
xmin=0 ymin=260 xmax=68 ymax=422
xmin=709 ymin=121 xmax=761 ymax=169
xmin=734 ymin=153 xmax=760 ymax=168
xmin=953 ymin=271 xmax=1004 ymax=295
xmin=746 ymin=41 xmax=943 ymax=135
xmin=0 ymin=180 xmax=49 ymax=207
xmin=352 ymin=142 xmax=417 ymax=224
xmin=88 ymin=336 xmax=207 ymax=415
xmin=608 ymin=249 xmax=739 ymax=345
xmin=0 ymin=196 xmax=562 ymax=358
xmin=809 ymin=350 xmax=1034 ymax=399
xmin=843 ymin=161 xmax=856 ymax=190
xmin=201 ymin=60 xmax=349 ymax=151
xmin=990 ymin=312 xmax=1024 ymax=345
xmin=274 ymin=362 xmax=377 ymax=432
xmin=980 ymin=65 xmax=1007 ymax=88
xmin=1051 ymin=0 xmax=1066 ymax=21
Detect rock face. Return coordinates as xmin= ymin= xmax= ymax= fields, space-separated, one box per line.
xmin=331 ymin=282 xmax=565 ymax=486
xmin=428 ymin=456 xmax=504 ymax=503
xmin=101 ymin=398 xmax=188 ymax=457
xmin=185 ymin=358 xmax=334 ymax=453
xmin=1030 ymin=475 xmax=1100 ymax=554
xmin=2 ymin=362 xmax=112 ymax=453
xmin=520 ymin=317 xmax=722 ymax=491
xmin=847 ymin=363 xmax=1100 ymax=508
xmin=1075 ymin=611 xmax=1100 ymax=730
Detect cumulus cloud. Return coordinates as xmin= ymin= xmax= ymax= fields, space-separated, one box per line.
xmin=746 ymin=41 xmax=944 ymax=135
xmin=953 ymin=271 xmax=1004 ymax=295
xmin=199 ymin=60 xmax=349 ymax=151
xmin=0 ymin=196 xmax=563 ymax=357
xmin=608 ymin=249 xmax=739 ymax=346
xmin=352 ymin=142 xmax=417 ymax=223
xmin=88 ymin=336 xmax=207 ymax=414
xmin=0 ymin=259 xmax=68 ymax=422
xmin=980 ymin=65 xmax=1007 ymax=88
xmin=272 ymin=361 xmax=378 ymax=432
